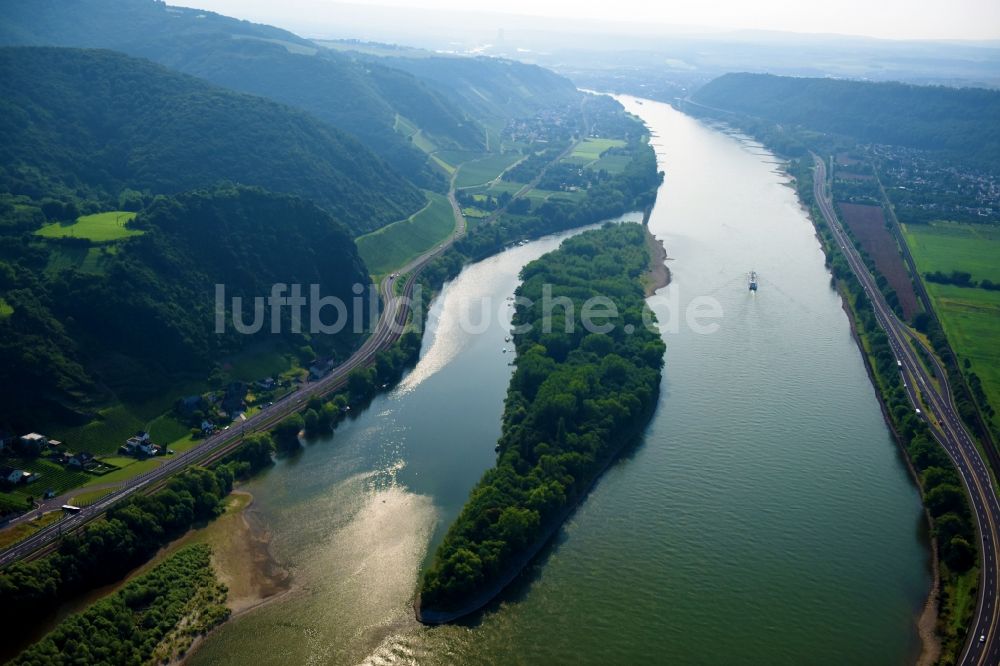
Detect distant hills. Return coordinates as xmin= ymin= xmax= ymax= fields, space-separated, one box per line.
xmin=692 ymin=73 xmax=1000 ymax=168
xmin=0 ymin=0 xmax=468 ymax=187
xmin=366 ymin=52 xmax=583 ymax=122
xmin=0 ymin=47 xmax=424 ymax=235
xmin=0 ymin=0 xmax=584 ymax=190
xmin=0 ymin=0 xmax=592 ymax=433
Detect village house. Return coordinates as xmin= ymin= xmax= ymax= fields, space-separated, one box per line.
xmin=1 ymin=467 xmax=24 ymax=484
xmin=68 ymin=452 xmax=94 ymax=469
xmin=19 ymin=433 xmax=48 ymax=453
xmin=122 ymin=432 xmax=158 ymax=456
xmin=221 ymin=382 xmax=248 ymax=416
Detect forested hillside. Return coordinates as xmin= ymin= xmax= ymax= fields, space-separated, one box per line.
xmin=0 ymin=47 xmax=423 ymax=234
xmin=692 ymin=73 xmax=1000 ymax=168
xmin=367 ymin=53 xmax=583 ymax=121
xmin=0 ymin=185 xmax=371 ymax=429
xmin=0 ymin=0 xmax=485 ymax=188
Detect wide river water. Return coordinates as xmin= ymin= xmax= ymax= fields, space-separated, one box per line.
xmin=190 ymin=97 xmax=930 ymax=665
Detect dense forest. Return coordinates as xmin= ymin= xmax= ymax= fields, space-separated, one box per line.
xmin=10 ymin=544 xmax=229 ymax=665
xmin=0 ymin=46 xmax=423 ymax=234
xmin=0 ymin=0 xmax=581 ymax=188
xmin=0 ymin=185 xmax=371 ymax=428
xmin=692 ymin=73 xmax=1000 ymax=169
xmin=418 ymin=223 xmax=665 ymax=617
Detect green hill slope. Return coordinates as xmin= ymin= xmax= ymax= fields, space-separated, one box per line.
xmin=0 ymin=46 xmax=423 ymax=234
xmin=692 ymin=72 xmax=1000 ymax=169
xmin=0 ymin=0 xmax=485 ymax=187
xmin=0 ymin=185 xmax=371 ymax=429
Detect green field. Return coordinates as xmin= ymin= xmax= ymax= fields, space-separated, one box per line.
xmin=80 ymin=458 xmax=163 ymax=487
xmin=925 ymin=284 xmax=1000 ymax=411
xmin=44 ymin=245 xmax=110 ymax=275
xmin=569 ymin=138 xmax=626 ymax=162
xmin=903 ymin=222 xmax=1000 ymax=283
xmin=429 ymin=153 xmax=454 ymax=174
xmin=525 ymin=188 xmax=585 ymax=204
xmin=455 ymin=152 xmax=523 ymax=189
xmin=588 ymin=153 xmax=633 ymax=174
xmin=356 ymin=192 xmax=456 ymax=275
xmin=0 ymin=297 xmax=12 ymax=318
xmin=903 ymin=222 xmax=1000 ymax=412
xmin=0 ymin=457 xmax=92 ymax=509
xmin=475 ymin=180 xmax=526 ymax=198
xmin=36 ymin=211 xmax=142 ymax=243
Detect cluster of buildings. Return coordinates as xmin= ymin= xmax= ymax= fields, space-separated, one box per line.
xmin=503 ymin=107 xmax=576 ymax=144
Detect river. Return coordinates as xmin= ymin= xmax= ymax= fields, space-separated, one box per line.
xmin=189 ymin=97 xmax=931 ymax=665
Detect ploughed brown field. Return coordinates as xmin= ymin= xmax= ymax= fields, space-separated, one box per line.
xmin=837 ymin=202 xmax=920 ymax=319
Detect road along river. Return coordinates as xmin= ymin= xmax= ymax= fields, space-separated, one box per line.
xmin=188 ymin=97 xmax=930 ymax=665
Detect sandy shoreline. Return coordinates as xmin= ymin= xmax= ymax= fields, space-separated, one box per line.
xmin=643 ymin=220 xmax=671 ymax=296
xmin=178 ymin=490 xmax=293 ymax=664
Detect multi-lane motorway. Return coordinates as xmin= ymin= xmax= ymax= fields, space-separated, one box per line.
xmin=813 ymin=154 xmax=1000 ymax=665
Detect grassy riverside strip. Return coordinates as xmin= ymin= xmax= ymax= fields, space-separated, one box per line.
xmin=790 ymin=159 xmax=977 ymax=663
xmin=9 ymin=544 xmax=229 ymax=665
xmin=416 ymin=222 xmax=665 ymax=622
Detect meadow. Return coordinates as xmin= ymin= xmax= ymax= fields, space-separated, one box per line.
xmin=356 ymin=191 xmax=456 ymax=275
xmin=903 ymin=222 xmax=1000 ymax=283
xmin=569 ymin=137 xmax=626 ymax=162
xmin=455 ymin=152 xmax=523 ymax=188
xmin=36 ymin=211 xmax=142 ymax=243
xmin=903 ymin=221 xmax=1000 ymax=411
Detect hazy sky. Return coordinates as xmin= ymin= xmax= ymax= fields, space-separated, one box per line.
xmin=186 ymin=0 xmax=1000 ymax=41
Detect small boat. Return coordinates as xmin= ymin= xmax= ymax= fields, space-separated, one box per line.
xmin=748 ymin=270 xmax=759 ymax=292
xmin=504 ymin=336 xmax=511 ymax=342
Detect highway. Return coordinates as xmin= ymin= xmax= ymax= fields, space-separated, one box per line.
xmin=0 ymin=181 xmax=468 ymax=569
xmin=813 ymin=154 xmax=1000 ymax=665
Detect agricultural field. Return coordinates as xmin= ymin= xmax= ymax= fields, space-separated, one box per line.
xmin=0 ymin=297 xmax=12 ymax=317
xmin=455 ymin=152 xmax=523 ymax=189
xmin=523 ymin=188 xmax=584 ymax=204
xmin=36 ymin=211 xmax=142 ymax=243
xmin=902 ymin=222 xmax=1000 ymax=284
xmin=903 ymin=221 xmax=1000 ymax=411
xmin=356 ymin=191 xmax=456 ymax=275
xmin=0 ymin=456 xmax=92 ymax=509
xmin=393 ymin=113 xmax=418 ymax=138
xmin=837 ymin=202 xmax=920 ymax=319
xmin=588 ymin=153 xmax=632 ymax=174
xmin=569 ymin=137 xmax=626 ymax=162
xmin=44 ymin=245 xmax=110 ymax=275
xmin=475 ymin=180 xmax=526 ymax=198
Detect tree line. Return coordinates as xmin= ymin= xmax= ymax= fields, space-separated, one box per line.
xmin=925 ymin=270 xmax=1000 ymax=291
xmin=9 ymin=544 xmax=228 ymax=665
